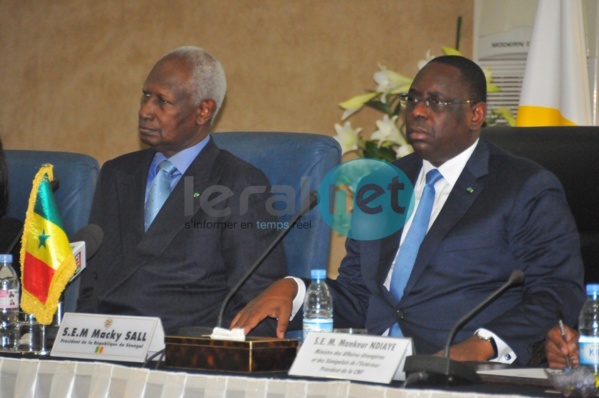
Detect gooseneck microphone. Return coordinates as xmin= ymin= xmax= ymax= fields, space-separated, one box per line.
xmin=71 ymin=224 xmax=104 ymax=260
xmin=402 ymin=269 xmax=525 ymax=385
xmin=216 ymin=191 xmax=319 ymax=328
xmin=68 ymin=224 xmax=104 ymax=282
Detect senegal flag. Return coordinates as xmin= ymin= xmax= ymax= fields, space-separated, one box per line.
xmin=20 ymin=164 xmax=76 ymax=325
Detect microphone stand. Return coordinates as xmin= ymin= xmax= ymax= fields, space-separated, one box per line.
xmin=165 ymin=192 xmax=319 ymax=373
xmin=402 ymin=270 xmax=525 ymax=385
xmin=5 ymin=225 xmax=23 ymax=255
xmin=216 ymin=191 xmax=319 ymax=328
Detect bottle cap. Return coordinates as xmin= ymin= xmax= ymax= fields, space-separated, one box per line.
xmin=0 ymin=254 xmax=13 ymax=264
xmin=586 ymin=284 xmax=599 ymax=297
xmin=310 ymin=269 xmax=326 ymax=280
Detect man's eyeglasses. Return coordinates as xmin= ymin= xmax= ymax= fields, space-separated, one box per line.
xmin=399 ymin=93 xmax=479 ymax=113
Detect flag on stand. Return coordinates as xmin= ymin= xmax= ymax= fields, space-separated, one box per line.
xmin=19 ymin=164 xmax=76 ymax=325
xmin=516 ymin=0 xmax=592 ymax=126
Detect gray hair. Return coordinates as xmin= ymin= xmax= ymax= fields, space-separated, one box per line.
xmin=162 ymin=46 xmax=227 ymax=120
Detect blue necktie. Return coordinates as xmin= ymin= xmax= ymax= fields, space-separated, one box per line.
xmin=144 ymin=160 xmax=177 ymax=231
xmin=389 ymin=169 xmax=443 ymax=336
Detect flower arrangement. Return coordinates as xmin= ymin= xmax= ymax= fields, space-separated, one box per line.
xmin=333 ymin=47 xmax=515 ymax=161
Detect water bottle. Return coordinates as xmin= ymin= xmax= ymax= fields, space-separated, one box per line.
xmin=0 ymin=254 xmax=20 ymax=350
xmin=303 ymin=269 xmax=333 ymax=341
xmin=578 ymin=284 xmax=599 ymax=373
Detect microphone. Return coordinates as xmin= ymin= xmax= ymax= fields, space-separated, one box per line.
xmin=72 ymin=224 xmax=103 ymax=258
xmin=215 ymin=190 xmax=319 ymax=329
xmin=69 ymin=224 xmax=104 ymax=281
xmin=50 ymin=178 xmax=60 ymax=192
xmin=402 ymin=269 xmax=525 ymax=385
xmin=167 ymin=195 xmax=317 ymax=373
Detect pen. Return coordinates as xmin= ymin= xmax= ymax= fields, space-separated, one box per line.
xmin=557 ymin=309 xmax=573 ymax=369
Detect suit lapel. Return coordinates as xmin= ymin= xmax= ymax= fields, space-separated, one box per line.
xmin=138 ymin=139 xmax=221 ymax=257
xmin=403 ymin=140 xmax=490 ymax=294
xmin=95 ymin=150 xmax=153 ymax=289
xmin=117 ymin=151 xmax=153 ymax=265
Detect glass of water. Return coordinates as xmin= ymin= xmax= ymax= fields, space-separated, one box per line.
xmin=14 ymin=312 xmax=47 ymax=354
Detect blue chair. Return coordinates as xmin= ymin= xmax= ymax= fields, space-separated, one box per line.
xmin=4 ymin=150 xmax=100 ymax=312
xmin=212 ymin=132 xmax=342 ymax=280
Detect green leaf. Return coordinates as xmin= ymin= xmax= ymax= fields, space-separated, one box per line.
xmin=391 ymin=100 xmax=403 ymax=117
xmin=365 ymin=100 xmax=391 ymax=115
xmin=363 ymin=141 xmax=397 ymax=162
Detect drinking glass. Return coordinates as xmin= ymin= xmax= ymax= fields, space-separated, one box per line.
xmin=14 ymin=312 xmax=47 ymax=354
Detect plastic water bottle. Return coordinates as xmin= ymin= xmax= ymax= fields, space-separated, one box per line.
xmin=303 ymin=269 xmax=333 ymax=341
xmin=0 ymin=254 xmax=20 ymax=349
xmin=578 ymin=284 xmax=599 ymax=373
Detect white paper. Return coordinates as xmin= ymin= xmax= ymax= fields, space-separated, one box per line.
xmin=209 ymin=327 xmax=245 ymax=341
xmin=477 ymin=367 xmax=549 ymax=379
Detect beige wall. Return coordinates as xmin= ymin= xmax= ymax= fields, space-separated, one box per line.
xmin=0 ymin=0 xmax=474 ymax=272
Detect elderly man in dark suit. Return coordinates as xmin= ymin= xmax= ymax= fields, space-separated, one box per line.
xmin=232 ymin=55 xmax=585 ymax=365
xmin=77 ymin=46 xmax=287 ymax=335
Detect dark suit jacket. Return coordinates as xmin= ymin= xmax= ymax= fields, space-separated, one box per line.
xmin=77 ymin=138 xmax=287 ymax=335
xmin=326 ymin=138 xmax=585 ymax=365
xmin=0 ymin=217 xmax=22 ymax=278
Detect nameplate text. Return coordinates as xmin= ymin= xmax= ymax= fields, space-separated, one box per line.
xmin=289 ymin=332 xmax=413 ymax=383
xmin=50 ymin=312 xmax=165 ymax=363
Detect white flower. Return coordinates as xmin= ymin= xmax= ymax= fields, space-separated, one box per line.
xmin=417 ymin=47 xmax=462 ymax=69
xmin=417 ymin=49 xmax=435 ymax=70
xmin=334 ymin=121 xmax=362 ymax=154
xmin=371 ymin=115 xmax=405 ymax=146
xmin=373 ymin=64 xmax=412 ymax=103
xmin=395 ymin=144 xmax=414 ymax=158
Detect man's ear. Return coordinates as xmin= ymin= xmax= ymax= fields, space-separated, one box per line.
xmin=471 ymin=102 xmax=487 ymax=129
xmin=196 ymin=99 xmax=217 ymax=125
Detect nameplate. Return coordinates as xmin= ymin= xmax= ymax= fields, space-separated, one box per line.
xmin=50 ymin=313 xmax=165 ymax=363
xmin=288 ymin=332 xmax=413 ymax=383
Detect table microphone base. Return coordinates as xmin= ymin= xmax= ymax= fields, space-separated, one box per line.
xmin=403 ymin=355 xmax=481 ymax=385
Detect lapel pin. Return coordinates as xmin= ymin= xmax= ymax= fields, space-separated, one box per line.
xmin=194 ymin=192 xmax=200 ymax=198
xmin=466 ymin=187 xmax=474 ymax=194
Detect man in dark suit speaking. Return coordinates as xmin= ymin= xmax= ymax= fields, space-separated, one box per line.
xmin=77 ymin=46 xmax=287 ymax=335
xmin=231 ymin=55 xmax=586 ymax=365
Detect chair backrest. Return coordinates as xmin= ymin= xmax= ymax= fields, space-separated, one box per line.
xmin=481 ymin=125 xmax=599 ymax=282
xmin=4 ymin=150 xmax=100 ymax=311
xmin=212 ymin=132 xmax=341 ymax=279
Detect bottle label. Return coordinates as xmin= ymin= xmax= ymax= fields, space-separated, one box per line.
xmin=0 ymin=289 xmax=19 ymax=309
xmin=579 ymin=336 xmax=599 ymax=366
xmin=303 ymin=319 xmax=333 ymax=340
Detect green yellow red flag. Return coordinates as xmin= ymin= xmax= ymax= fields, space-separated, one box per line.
xmin=19 ymin=164 xmax=76 ymax=325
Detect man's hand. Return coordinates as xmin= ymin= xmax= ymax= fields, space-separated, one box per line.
xmin=545 ymin=325 xmax=579 ymax=369
xmin=230 ymin=278 xmax=298 ymax=338
xmin=436 ymin=336 xmax=496 ymax=362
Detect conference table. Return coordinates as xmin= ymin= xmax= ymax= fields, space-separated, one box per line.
xmin=0 ymin=352 xmax=563 ymax=397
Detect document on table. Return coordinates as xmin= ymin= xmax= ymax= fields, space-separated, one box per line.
xmin=477 ymin=367 xmax=548 ymax=379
